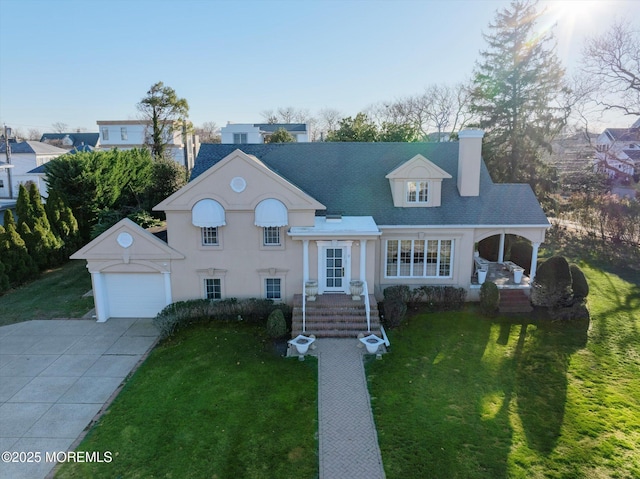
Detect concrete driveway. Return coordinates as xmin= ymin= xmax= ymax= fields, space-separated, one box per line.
xmin=0 ymin=318 xmax=159 ymax=479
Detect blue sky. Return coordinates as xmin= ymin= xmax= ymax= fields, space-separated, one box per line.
xmin=1 ymin=0 xmax=638 ymax=135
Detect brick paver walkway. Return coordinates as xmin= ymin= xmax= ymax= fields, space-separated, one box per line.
xmin=317 ymin=338 xmax=386 ymax=479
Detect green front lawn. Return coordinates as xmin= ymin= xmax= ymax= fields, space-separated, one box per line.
xmin=0 ymin=260 xmax=93 ymax=326
xmin=55 ymin=322 xmax=318 ymax=479
xmin=367 ymin=263 xmax=640 ymax=478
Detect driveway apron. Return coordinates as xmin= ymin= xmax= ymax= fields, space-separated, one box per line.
xmin=0 ymin=318 xmax=158 ymax=479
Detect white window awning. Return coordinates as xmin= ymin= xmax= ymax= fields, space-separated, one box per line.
xmin=255 ymin=199 xmax=288 ymax=227
xmin=192 ymin=199 xmax=226 ymax=227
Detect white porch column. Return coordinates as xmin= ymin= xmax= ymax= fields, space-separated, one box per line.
xmin=303 ymin=239 xmax=309 ymax=283
xmin=162 ymin=271 xmax=172 ymax=306
xmin=91 ymin=271 xmax=108 ymax=322
xmin=498 ymin=232 xmax=505 ymax=263
xmin=360 ymin=239 xmax=367 ymax=282
xmin=529 ymin=242 xmax=541 ymax=282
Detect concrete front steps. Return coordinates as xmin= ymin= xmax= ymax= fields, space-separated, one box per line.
xmin=499 ymin=289 xmax=533 ymax=313
xmin=292 ymin=294 xmax=382 ymax=338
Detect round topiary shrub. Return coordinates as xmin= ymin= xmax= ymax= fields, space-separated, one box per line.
xmin=531 ymin=256 xmax=573 ymax=308
xmin=479 ymin=281 xmax=500 ymax=315
xmin=266 ymin=309 xmax=288 ymax=338
xmin=382 ymin=298 xmax=407 ymax=329
xmin=570 ymin=264 xmax=589 ymax=300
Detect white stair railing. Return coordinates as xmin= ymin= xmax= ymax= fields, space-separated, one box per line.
xmin=302 ymin=280 xmax=306 ymax=333
xmin=363 ymin=280 xmax=371 ymax=332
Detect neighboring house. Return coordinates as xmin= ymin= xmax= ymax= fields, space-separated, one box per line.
xmin=220 ymin=122 xmax=309 ymax=144
xmin=72 ymin=131 xmax=550 ymax=326
xmin=40 ymin=132 xmax=100 ymax=150
xmin=0 ymin=140 xmax=68 ymax=198
xmin=594 ymin=118 xmax=640 ymax=179
xmin=96 ymin=120 xmax=200 ymax=170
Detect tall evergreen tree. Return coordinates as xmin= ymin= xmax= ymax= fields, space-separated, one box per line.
xmin=45 ymin=189 xmax=81 ymax=259
xmin=16 ymin=183 xmax=62 ymax=269
xmin=0 ymin=210 xmax=38 ymax=286
xmin=470 ymin=0 xmax=568 ymax=194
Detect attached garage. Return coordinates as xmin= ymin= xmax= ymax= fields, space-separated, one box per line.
xmin=102 ymin=273 xmax=167 ymax=318
xmin=70 ymin=218 xmax=185 ymax=322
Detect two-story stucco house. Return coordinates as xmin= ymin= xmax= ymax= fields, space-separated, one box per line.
xmin=72 ymin=130 xmax=549 ymax=333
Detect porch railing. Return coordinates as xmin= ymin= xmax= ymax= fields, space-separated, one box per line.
xmin=363 ymin=280 xmax=371 ymax=332
xmin=302 ymin=279 xmax=306 ymax=333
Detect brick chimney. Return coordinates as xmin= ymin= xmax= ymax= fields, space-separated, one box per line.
xmin=457 ymin=129 xmax=484 ymax=196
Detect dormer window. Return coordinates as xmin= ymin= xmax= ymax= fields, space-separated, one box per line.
xmin=386 ymin=154 xmax=451 ymax=208
xmin=407 ymin=181 xmax=429 ymax=203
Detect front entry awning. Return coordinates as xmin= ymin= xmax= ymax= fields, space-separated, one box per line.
xmin=288 ymin=216 xmax=381 ymax=238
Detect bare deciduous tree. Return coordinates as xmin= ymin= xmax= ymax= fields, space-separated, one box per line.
xmin=51 ymin=122 xmax=68 ymax=133
xmin=27 ymin=129 xmax=42 ymax=141
xmin=582 ymin=19 xmax=640 ymax=117
xmin=195 ymin=121 xmax=220 ymax=143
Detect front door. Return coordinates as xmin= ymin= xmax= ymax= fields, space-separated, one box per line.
xmin=324 ymin=247 xmax=345 ymax=292
xmin=318 ymin=242 xmax=352 ymax=294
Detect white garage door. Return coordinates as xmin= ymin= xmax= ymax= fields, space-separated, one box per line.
xmin=103 ymin=273 xmax=166 ymax=318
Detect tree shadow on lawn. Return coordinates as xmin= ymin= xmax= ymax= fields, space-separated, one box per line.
xmin=512 ymin=314 xmax=589 ymax=455
xmin=372 ymin=310 xmax=589 ymax=478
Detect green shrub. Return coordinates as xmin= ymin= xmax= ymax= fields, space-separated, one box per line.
xmin=266 ymin=309 xmax=288 ymax=338
xmin=407 ymin=285 xmax=467 ymax=311
xmin=570 ymin=264 xmax=589 ymax=300
xmin=382 ymin=286 xmax=410 ymax=329
xmin=479 ymin=281 xmax=500 ymax=315
xmin=153 ymin=298 xmax=292 ymax=340
xmin=382 ymin=298 xmax=407 ymax=329
xmin=531 ymin=256 xmax=573 ymax=308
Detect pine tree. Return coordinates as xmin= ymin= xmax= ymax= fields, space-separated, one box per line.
xmin=0 ymin=210 xmax=38 ymax=286
xmin=470 ymin=0 xmax=567 ymax=195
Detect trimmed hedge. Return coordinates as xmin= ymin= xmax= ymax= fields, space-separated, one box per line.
xmin=531 ymin=256 xmax=573 ymax=308
xmin=570 ymin=264 xmax=589 ymax=300
xmin=531 ymin=256 xmax=590 ymax=320
xmin=153 ymin=298 xmax=292 ymax=340
xmin=381 ymin=285 xmax=467 ymax=329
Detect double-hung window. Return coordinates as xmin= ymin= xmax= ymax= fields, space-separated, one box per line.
xmin=120 ymin=127 xmax=128 ymax=141
xmin=204 ymin=278 xmax=221 ymax=300
xmin=386 ymin=239 xmax=453 ymax=278
xmin=406 ymin=181 xmax=429 ymax=203
xmin=265 ymin=278 xmax=282 ymax=300
xmin=263 ymin=227 xmax=280 ymax=246
xmin=101 ymin=127 xmax=109 ymax=141
xmin=201 ymin=226 xmax=218 ymax=245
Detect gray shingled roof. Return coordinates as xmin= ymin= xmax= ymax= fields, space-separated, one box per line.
xmin=0 ymin=140 xmax=68 ymax=155
xmin=40 ymin=133 xmax=100 ymax=148
xmin=192 ymin=142 xmax=549 ymax=227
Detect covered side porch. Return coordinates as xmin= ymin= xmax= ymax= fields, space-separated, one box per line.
xmin=469 ymin=226 xmax=549 ymax=312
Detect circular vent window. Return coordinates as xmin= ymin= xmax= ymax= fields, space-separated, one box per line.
xmin=230 ymin=176 xmax=247 ymax=193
